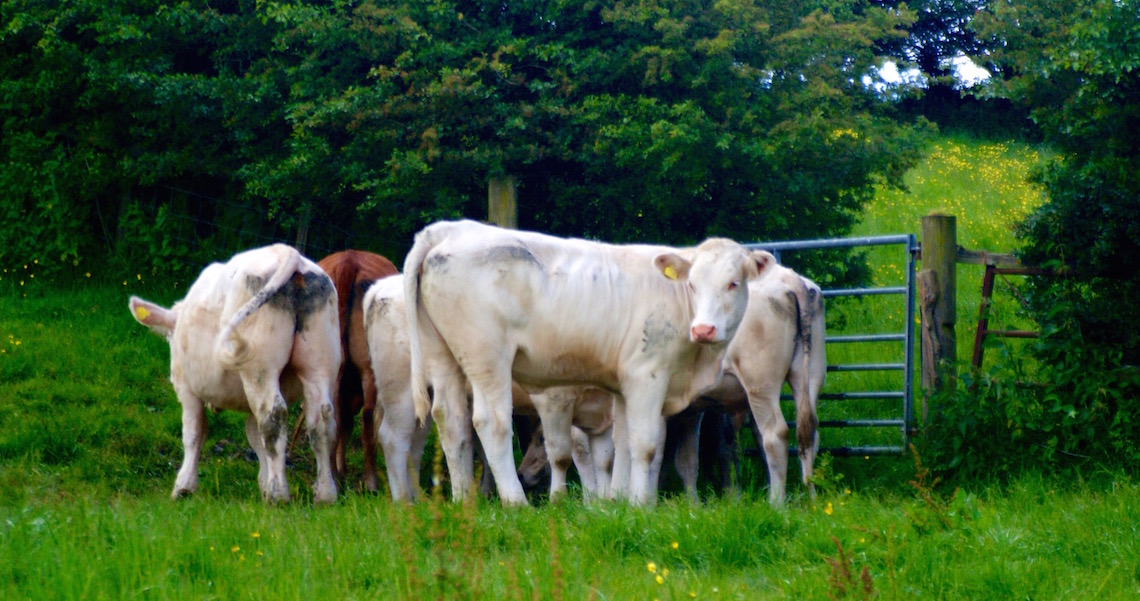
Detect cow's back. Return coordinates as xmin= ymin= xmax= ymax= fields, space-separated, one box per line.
xmin=170 ymin=245 xmax=338 ymax=411
xmin=413 ymin=221 xmax=690 ymax=392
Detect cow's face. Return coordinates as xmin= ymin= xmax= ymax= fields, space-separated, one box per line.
xmin=655 ymin=242 xmax=773 ymax=344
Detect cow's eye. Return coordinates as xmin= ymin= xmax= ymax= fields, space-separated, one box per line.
xmin=728 ymin=281 xmax=739 ymax=291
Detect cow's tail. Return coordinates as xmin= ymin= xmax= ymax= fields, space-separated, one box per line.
xmin=404 ymin=225 xmax=441 ymax=426
xmin=218 ymin=245 xmax=302 ymax=368
xmin=792 ymin=276 xmax=821 ymax=456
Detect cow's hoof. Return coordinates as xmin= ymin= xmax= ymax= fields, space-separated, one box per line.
xmin=262 ymin=483 xmax=291 ymax=504
xmin=313 ymin=483 xmax=338 ymax=505
xmin=171 ymin=487 xmax=195 ymax=500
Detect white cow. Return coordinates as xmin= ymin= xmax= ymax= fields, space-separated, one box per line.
xmin=670 ymin=268 xmax=826 ymax=505
xmin=405 ymin=220 xmax=772 ymax=505
xmin=361 ymin=274 xmax=432 ymax=502
xmin=364 ymin=275 xmax=612 ymax=503
xmin=520 ymin=268 xmax=826 ymax=507
xmin=129 ymin=244 xmax=341 ymax=504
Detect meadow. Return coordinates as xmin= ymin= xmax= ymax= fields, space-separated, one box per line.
xmin=3 ymin=133 xmax=1138 ymax=600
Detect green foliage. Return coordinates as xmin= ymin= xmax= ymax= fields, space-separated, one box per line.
xmin=974 ymin=0 xmax=1140 ymax=362
xmin=3 ymin=0 xmax=932 ymax=286
xmin=921 ymin=333 xmax=1140 ymax=480
xmin=890 ymin=0 xmax=1140 ymax=480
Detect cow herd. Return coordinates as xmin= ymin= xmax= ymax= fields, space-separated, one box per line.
xmin=129 ymin=219 xmax=825 ymax=507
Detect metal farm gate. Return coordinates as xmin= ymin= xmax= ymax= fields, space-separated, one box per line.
xmin=744 ymin=234 xmax=918 ymax=457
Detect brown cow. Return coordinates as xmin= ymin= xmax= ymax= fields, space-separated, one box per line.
xmin=317 ymin=250 xmax=399 ymax=492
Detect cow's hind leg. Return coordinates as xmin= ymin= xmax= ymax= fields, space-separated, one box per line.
xmin=333 ymin=366 xmax=352 ymax=483
xmin=431 ymin=374 xmax=475 ymax=500
xmin=245 ymin=414 xmax=271 ymax=492
xmin=360 ymin=364 xmax=382 ymax=493
xmin=299 ymin=374 xmax=338 ymax=504
xmin=378 ymin=388 xmax=422 ymax=502
xmin=470 ymin=376 xmax=527 ymax=506
xmin=243 ymin=375 xmax=292 ymax=503
xmin=172 ymin=386 xmax=207 ymax=499
xmin=748 ymin=383 xmax=789 ymax=507
xmin=622 ymin=380 xmax=669 ymax=506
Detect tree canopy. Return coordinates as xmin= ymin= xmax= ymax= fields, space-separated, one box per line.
xmin=2 ymin=0 xmax=932 ymax=283
xmin=973 ymin=0 xmax=1140 ymax=363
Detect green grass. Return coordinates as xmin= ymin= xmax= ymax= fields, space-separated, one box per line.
xmin=3 ymin=132 xmax=1136 ymax=599
xmin=2 ymin=473 xmax=1138 ymax=599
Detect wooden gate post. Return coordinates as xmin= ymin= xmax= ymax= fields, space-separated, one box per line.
xmin=919 ymin=213 xmax=957 ymax=417
xmin=488 ymin=175 xmax=517 ymax=229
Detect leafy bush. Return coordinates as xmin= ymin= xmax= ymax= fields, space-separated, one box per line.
xmin=923 ymin=323 xmax=1140 ymax=480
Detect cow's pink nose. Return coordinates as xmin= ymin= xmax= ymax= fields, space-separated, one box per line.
xmin=691 ymin=324 xmax=716 ymax=342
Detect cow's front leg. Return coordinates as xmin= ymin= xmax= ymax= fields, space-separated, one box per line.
xmin=172 ymin=389 xmax=207 ymax=499
xmin=470 ymin=381 xmax=527 ymax=506
xmin=673 ymin=410 xmax=704 ymax=502
xmin=588 ymin=428 xmax=615 ymax=500
xmin=532 ymin=394 xmax=575 ymax=501
xmin=623 ymin=381 xmax=669 ymax=506
xmin=608 ymin=399 xmax=630 ymax=500
xmin=626 ymin=407 xmax=665 ymax=506
xmin=570 ymin=427 xmax=596 ymax=500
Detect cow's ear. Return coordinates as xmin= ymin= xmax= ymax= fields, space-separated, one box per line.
xmin=129 ymin=296 xmax=177 ymax=339
xmin=654 ymin=252 xmax=692 ymax=282
xmin=745 ymin=250 xmax=776 ymax=280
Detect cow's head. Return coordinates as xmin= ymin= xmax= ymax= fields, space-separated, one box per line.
xmin=129 ymin=296 xmax=180 ymax=340
xmin=654 ymin=242 xmax=774 ymax=344
xmin=517 ymin=425 xmax=552 ymax=493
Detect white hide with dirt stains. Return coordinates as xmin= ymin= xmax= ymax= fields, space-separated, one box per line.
xmin=405 ymin=220 xmax=771 ymax=506
xmin=129 ymin=244 xmax=340 ymax=504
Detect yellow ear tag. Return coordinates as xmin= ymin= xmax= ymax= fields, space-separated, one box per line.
xmin=136 ymin=306 xmax=151 ymax=321
xmin=664 ymin=266 xmax=678 ymax=280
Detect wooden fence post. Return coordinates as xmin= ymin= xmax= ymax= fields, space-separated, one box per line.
xmin=920 ymin=213 xmax=957 ymax=419
xmin=488 ymin=175 xmax=517 ymax=229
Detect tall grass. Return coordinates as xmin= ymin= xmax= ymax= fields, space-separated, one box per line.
xmin=5 ymin=133 xmax=1135 ymax=599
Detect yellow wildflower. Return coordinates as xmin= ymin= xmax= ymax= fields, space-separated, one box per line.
xmin=647 ymin=562 xmax=657 ymax=573
xmin=231 ymin=545 xmax=240 ymax=553
xmin=824 ymin=502 xmax=834 ymax=516
xmin=656 ymin=575 xmax=664 ymax=585
xmin=671 ymin=541 xmax=679 ymax=550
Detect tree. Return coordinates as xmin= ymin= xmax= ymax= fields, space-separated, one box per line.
xmin=872 ymin=0 xmax=986 ymax=83
xmin=348 ymin=0 xmax=932 ymax=284
xmin=1 ymin=0 xmax=933 ymax=286
xmin=974 ymin=0 xmax=1140 ymax=363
